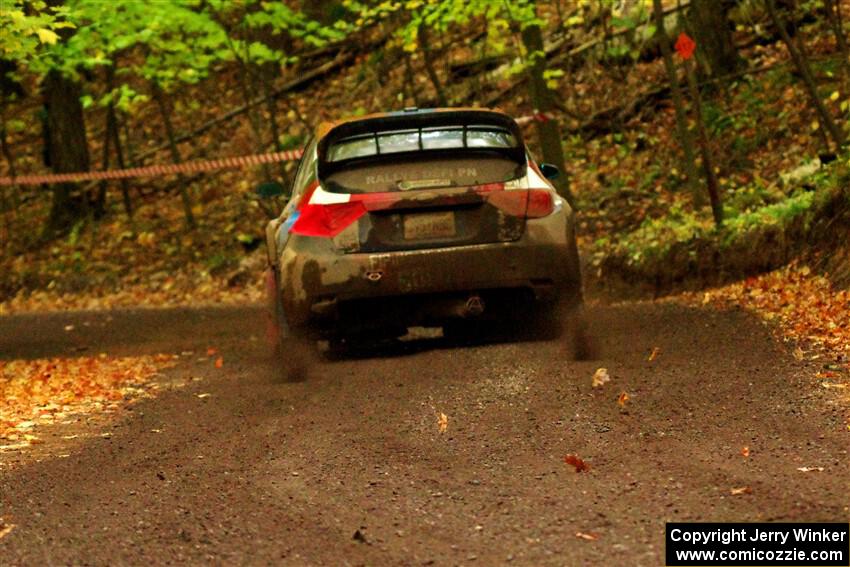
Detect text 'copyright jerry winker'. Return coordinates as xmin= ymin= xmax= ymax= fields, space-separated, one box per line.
xmin=666 ymin=523 xmax=849 ymax=566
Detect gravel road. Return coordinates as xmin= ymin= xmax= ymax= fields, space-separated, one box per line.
xmin=1 ymin=303 xmax=847 ymax=565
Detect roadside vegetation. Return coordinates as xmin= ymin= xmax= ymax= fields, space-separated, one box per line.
xmin=2 ymin=0 xmax=850 ymax=307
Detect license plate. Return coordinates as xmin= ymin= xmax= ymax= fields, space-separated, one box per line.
xmin=403 ymin=211 xmax=456 ymax=240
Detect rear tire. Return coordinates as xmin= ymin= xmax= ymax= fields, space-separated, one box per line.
xmin=564 ymin=212 xmax=584 ymax=306
xmin=268 ymin=267 xmax=314 ymax=381
xmin=563 ymin=303 xmax=594 ymax=361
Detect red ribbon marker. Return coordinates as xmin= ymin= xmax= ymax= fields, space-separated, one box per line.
xmin=675 ymin=32 xmax=696 ymax=61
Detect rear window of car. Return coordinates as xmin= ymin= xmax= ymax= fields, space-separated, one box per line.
xmin=323 ymin=154 xmax=524 ymax=194
xmin=327 ymin=127 xmax=518 ymax=162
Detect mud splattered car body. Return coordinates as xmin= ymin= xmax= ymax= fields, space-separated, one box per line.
xmin=263 ymin=108 xmax=581 ymax=343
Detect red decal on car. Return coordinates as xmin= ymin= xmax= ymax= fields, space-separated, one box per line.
xmin=296 ymin=180 xmax=321 ymax=211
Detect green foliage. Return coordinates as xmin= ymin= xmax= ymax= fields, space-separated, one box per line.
xmin=210 ymin=0 xmax=346 ymax=72
xmin=0 ymin=0 xmax=75 ymax=78
xmin=703 ymin=102 xmax=735 ymax=135
xmin=344 ymin=0 xmax=539 ymax=58
xmin=604 ymin=159 xmax=845 ymax=268
xmin=2 ymin=0 xmax=339 ymax=110
xmin=243 ymin=2 xmax=346 ymax=47
xmin=598 ymin=0 xmax=657 ymax=62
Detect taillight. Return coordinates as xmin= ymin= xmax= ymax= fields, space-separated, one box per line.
xmin=289 ymin=201 xmax=366 ymax=237
xmin=525 ymin=189 xmax=555 ymax=218
xmin=487 ymin=189 xmax=554 ymax=218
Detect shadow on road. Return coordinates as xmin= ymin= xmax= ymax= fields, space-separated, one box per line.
xmin=1 ymin=303 xmax=601 ymax=366
xmin=0 ymin=305 xmax=267 ymax=360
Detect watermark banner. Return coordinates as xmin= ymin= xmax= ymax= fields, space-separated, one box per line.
xmin=666 ymin=523 xmax=849 ymax=566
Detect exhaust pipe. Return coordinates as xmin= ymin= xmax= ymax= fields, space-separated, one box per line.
xmin=464 ymin=295 xmax=485 ymax=317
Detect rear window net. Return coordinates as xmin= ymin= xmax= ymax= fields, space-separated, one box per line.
xmin=327 ymin=126 xmax=518 ymax=163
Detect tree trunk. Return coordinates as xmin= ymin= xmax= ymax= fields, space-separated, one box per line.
xmin=301 ymin=0 xmax=337 ymax=25
xmin=93 ymin=65 xmax=133 ymax=219
xmin=766 ymin=0 xmax=845 ymax=151
xmin=403 ymin=54 xmax=422 ymax=107
xmin=653 ymin=0 xmax=701 ymax=203
xmin=520 ymin=23 xmax=577 ymax=210
xmin=684 ymin=59 xmax=723 ymax=227
xmin=688 ymin=0 xmax=741 ymax=78
xmin=234 ymin=58 xmax=273 ymax=181
xmin=261 ymin=77 xmax=287 ymax=180
xmin=42 ymin=69 xmax=91 ymax=238
xmin=0 ymin=103 xmax=19 ymax=213
xmin=823 ymin=0 xmax=850 ymax=79
xmin=418 ymin=24 xmax=448 ymax=107
xmin=107 ymin=103 xmax=134 ymax=219
xmin=93 ymin=103 xmax=112 ymax=218
xmin=151 ymin=81 xmax=196 ymax=228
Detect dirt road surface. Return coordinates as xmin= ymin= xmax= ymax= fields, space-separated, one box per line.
xmin=1 ymin=303 xmax=848 ymax=565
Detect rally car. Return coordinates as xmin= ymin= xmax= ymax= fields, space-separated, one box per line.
xmin=261 ymin=108 xmax=582 ymax=358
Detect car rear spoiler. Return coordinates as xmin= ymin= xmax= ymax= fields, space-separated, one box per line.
xmin=316 ymin=109 xmax=527 ymax=179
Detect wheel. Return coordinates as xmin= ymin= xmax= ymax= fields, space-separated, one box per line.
xmin=267 ymin=266 xmax=314 ymax=381
xmin=564 ymin=212 xmax=584 ymax=306
xmin=563 ymin=302 xmax=594 ymax=361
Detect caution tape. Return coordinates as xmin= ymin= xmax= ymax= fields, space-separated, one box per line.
xmin=0 ymin=112 xmax=560 ymax=187
xmin=0 ymin=148 xmax=304 ymax=187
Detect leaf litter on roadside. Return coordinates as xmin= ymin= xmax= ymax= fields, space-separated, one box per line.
xmin=437 ymin=412 xmax=448 ymax=433
xmin=685 ymin=265 xmax=849 ymax=372
xmin=680 ymin=264 xmax=850 ymax=418
xmin=0 ymin=354 xmax=177 ymax=450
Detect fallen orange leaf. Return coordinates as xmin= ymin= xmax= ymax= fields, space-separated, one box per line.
xmin=575 ymin=531 xmax=598 ymax=541
xmin=564 ymin=454 xmax=590 ymax=473
xmin=647 ymin=347 xmax=661 ymax=362
xmin=730 ymin=486 xmax=752 ymax=495
xmin=591 ymin=368 xmax=610 ymax=388
xmin=437 ymin=412 xmax=448 ymax=433
xmin=741 ymin=446 xmax=750 ymax=458
xmin=207 ymin=347 xmax=218 ymax=356
xmin=617 ymin=391 xmax=630 ymax=407
xmin=214 ymin=357 xmax=223 ymax=369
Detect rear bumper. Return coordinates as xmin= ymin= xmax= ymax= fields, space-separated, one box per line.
xmin=277 ymin=218 xmax=577 ymax=332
